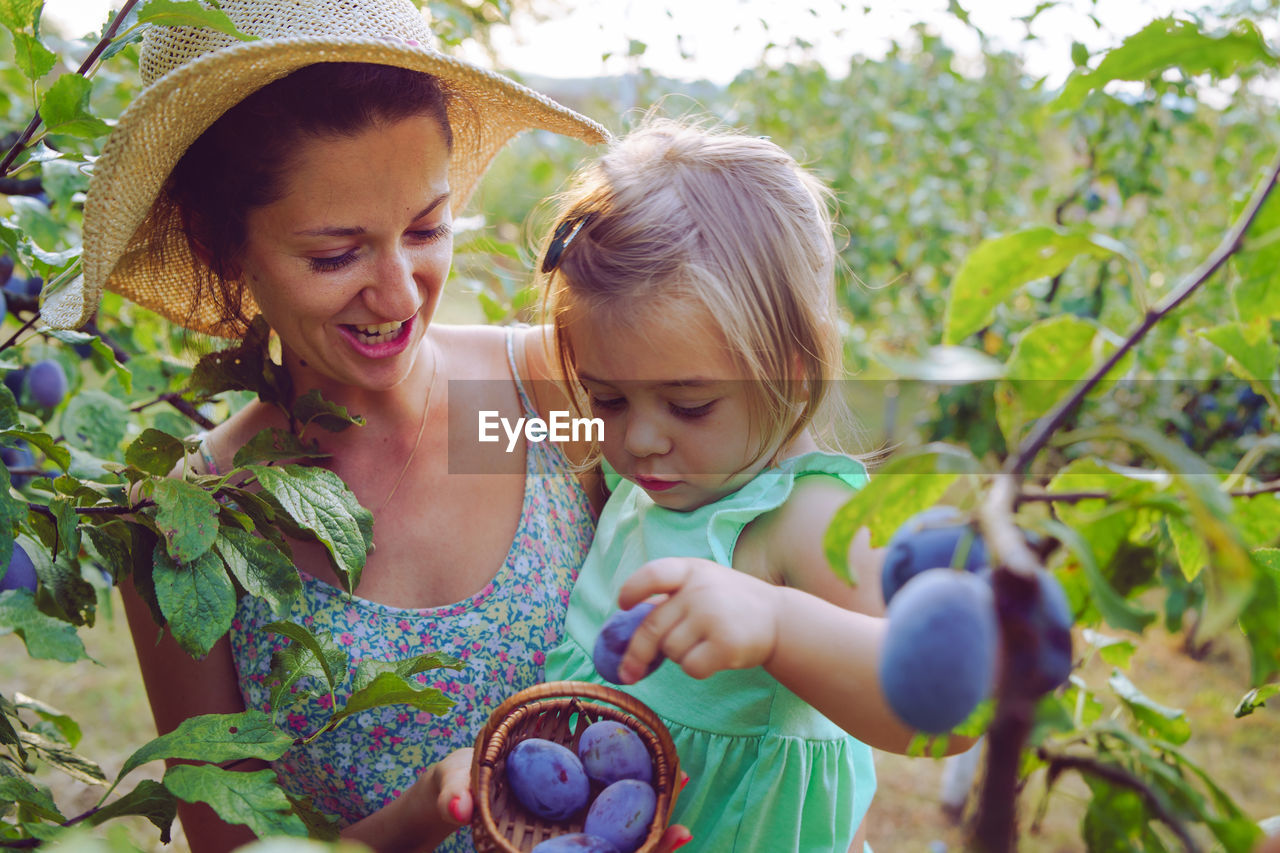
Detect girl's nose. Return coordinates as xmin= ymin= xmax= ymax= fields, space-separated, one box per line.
xmin=623 ymin=412 xmax=671 ymax=458
xmin=365 ymin=249 xmax=420 ymax=319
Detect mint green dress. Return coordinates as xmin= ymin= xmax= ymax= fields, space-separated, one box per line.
xmin=545 ymin=451 xmax=877 ymax=853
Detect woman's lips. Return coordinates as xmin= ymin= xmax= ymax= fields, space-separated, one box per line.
xmin=340 ymin=316 xmax=415 ymax=357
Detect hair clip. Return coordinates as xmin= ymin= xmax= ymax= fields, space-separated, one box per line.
xmin=541 ymin=211 xmax=598 ymax=273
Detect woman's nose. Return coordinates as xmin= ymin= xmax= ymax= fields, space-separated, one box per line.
xmin=623 ymin=412 xmax=671 ymax=458
xmin=364 ymin=249 xmax=420 ymax=319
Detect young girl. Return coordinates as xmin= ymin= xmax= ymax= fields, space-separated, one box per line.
xmin=540 ymin=118 xmax=919 ymax=852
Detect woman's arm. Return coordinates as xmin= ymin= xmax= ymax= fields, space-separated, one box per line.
xmin=118 ymin=577 xmax=262 ymax=853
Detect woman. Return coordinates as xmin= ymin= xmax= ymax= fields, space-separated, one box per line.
xmin=50 ymin=1 xmax=691 ymax=850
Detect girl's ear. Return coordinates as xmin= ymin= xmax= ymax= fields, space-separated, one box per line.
xmin=790 ymin=352 xmax=811 ymax=401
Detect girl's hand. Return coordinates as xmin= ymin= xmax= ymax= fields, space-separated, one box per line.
xmin=616 ymin=557 xmax=782 ymax=683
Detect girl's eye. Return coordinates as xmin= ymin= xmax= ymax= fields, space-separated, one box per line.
xmin=308 ymin=251 xmax=358 ymax=273
xmin=588 ymin=394 xmax=626 ymax=412
xmin=670 ymin=400 xmax=716 ymax=419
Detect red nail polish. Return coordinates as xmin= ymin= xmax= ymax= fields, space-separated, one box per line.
xmin=672 ymin=834 xmax=693 ymax=850
xmin=448 ymin=795 xmax=466 ymax=823
xmin=679 ymin=775 xmax=690 ymax=792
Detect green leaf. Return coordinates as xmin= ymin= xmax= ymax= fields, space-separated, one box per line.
xmin=163 ymin=764 xmax=308 ymax=838
xmin=186 ymin=318 xmax=290 ymax=407
xmin=265 ymin=620 xmax=348 ymax=698
xmin=50 ymin=496 xmax=80 ymax=565
xmin=3 ymin=428 xmax=72 ymax=470
xmin=329 ymin=672 xmax=453 ymax=727
xmin=1200 ymin=319 xmax=1280 ymax=383
xmin=1234 ymin=683 xmax=1280 ymax=718
xmin=126 ymin=429 xmax=187 ymax=477
xmin=351 ymin=651 xmax=464 ymax=692
xmin=232 ymin=427 xmax=329 ymax=469
xmin=1238 ymin=548 xmax=1280 ymax=687
xmin=150 ymin=478 xmax=219 ymax=563
xmin=61 ymin=391 xmax=129 ymax=458
xmin=18 ymin=728 xmax=106 ymax=785
xmin=152 ymin=544 xmax=235 ymax=658
xmin=1167 ymin=514 xmax=1207 ymax=582
xmin=1108 ymin=668 xmax=1192 ymax=744
xmin=1232 ymin=192 xmax=1280 ymax=320
xmin=1056 ymin=18 xmax=1278 ymax=111
xmin=1041 ymin=519 xmax=1155 ymax=633
xmin=0 ymin=776 xmax=64 ymax=822
xmin=292 ymin=390 xmax=364 ymax=433
xmin=214 ymin=527 xmax=300 ymax=617
xmin=37 ymin=74 xmax=112 ymax=139
xmin=86 ymin=779 xmax=176 ymax=843
xmin=995 ymin=315 xmax=1112 ymax=449
xmin=13 ymin=693 xmax=81 ymax=748
xmin=84 ymin=523 xmax=134 ymax=588
xmin=0 ymin=589 xmax=88 ymax=662
xmin=12 ymin=32 xmax=57 ymax=80
xmin=248 ymin=465 xmax=372 ymax=593
xmin=0 ymin=0 xmax=38 ymax=31
xmin=943 ymin=227 xmax=1119 ymax=344
xmin=137 ymin=0 xmax=258 ymax=40
xmin=823 ymin=443 xmax=981 ymax=579
xmin=1082 ymin=628 xmax=1136 ymax=669
xmin=118 ymin=711 xmax=294 ymax=780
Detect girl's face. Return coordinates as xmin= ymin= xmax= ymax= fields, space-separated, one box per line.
xmin=237 ymin=114 xmax=453 ymax=393
xmin=566 ymin=301 xmax=779 ymax=512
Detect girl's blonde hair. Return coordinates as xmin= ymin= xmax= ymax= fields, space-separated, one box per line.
xmin=542 ymin=116 xmax=848 ymax=464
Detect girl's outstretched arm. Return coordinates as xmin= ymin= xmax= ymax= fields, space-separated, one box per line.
xmin=618 ymin=473 xmax=973 ymax=755
xmin=616 ymin=555 xmax=915 ymax=753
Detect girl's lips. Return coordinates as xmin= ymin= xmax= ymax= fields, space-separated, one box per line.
xmin=339 ymin=316 xmax=415 ymax=358
xmin=635 ymin=475 xmax=678 ymax=492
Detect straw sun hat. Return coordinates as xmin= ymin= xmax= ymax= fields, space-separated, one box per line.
xmin=43 ymin=0 xmax=610 ymax=336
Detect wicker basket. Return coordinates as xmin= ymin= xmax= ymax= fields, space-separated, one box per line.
xmin=471 ymin=681 xmax=680 ymax=853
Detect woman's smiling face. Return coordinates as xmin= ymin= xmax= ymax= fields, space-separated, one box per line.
xmin=237 ymin=114 xmax=453 ymax=391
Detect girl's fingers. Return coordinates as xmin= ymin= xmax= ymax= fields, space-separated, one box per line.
xmin=618 ymin=558 xmax=696 ymax=609
xmin=675 ymin=641 xmax=727 ymax=680
xmin=619 ymin=595 xmax=684 ymax=683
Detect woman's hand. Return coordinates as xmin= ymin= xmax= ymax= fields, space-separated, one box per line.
xmin=616 ymin=557 xmax=782 ymax=684
xmin=340 ymin=747 xmax=474 ymax=852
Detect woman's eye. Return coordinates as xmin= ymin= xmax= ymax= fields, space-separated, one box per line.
xmin=308 ymin=251 xmax=358 ymax=273
xmin=408 ymin=223 xmax=452 ymax=243
xmin=670 ymin=400 xmax=716 ymax=419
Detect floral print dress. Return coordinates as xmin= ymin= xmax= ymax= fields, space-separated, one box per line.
xmin=229 ymin=331 xmax=594 ymax=852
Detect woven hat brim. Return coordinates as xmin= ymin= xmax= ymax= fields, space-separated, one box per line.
xmin=49 ymin=37 xmax=608 ymax=335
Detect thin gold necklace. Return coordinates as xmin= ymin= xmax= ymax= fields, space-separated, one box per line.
xmin=375 ymin=348 xmax=440 ymax=513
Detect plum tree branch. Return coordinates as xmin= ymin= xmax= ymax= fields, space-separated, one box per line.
xmin=1040 ymin=749 xmax=1201 ymax=853
xmin=0 ymin=0 xmax=141 ymax=177
xmin=1016 ymin=479 xmax=1280 ymax=504
xmin=1007 ymin=147 xmax=1280 ymax=480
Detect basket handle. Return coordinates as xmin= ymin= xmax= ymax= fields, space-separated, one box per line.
xmin=476 ymin=680 xmax=675 ymax=759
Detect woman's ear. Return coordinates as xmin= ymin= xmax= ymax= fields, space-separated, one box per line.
xmin=179 ymin=204 xmax=242 ymax=279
